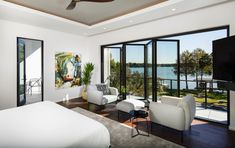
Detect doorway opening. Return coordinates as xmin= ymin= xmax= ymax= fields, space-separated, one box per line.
xmin=17 ymin=37 xmax=43 ymax=106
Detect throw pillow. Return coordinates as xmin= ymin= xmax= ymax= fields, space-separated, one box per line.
xmin=96 ymin=84 xmax=110 ymax=95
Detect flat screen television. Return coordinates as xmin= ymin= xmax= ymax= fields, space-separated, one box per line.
xmin=213 ymin=35 xmax=235 ymax=82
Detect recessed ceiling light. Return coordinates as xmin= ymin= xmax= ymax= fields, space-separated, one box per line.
xmin=103 ymin=27 xmax=107 ymax=30
xmin=171 ymin=8 xmax=176 ymax=11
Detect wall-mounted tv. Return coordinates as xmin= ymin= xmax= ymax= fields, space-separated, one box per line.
xmin=213 ymin=35 xmax=235 ymax=82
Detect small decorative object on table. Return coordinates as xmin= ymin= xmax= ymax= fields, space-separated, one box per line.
xmin=129 ymin=109 xmax=149 ymax=137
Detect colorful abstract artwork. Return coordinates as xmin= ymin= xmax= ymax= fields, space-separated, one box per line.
xmin=55 ymin=52 xmax=81 ymax=89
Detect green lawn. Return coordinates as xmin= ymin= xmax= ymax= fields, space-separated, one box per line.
xmin=157 ymin=88 xmax=228 ymax=108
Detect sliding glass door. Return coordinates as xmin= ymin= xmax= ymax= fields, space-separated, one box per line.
xmin=102 ymin=47 xmax=122 ymax=91
xmin=125 ymin=44 xmax=145 ymax=99
xmin=101 ymin=26 xmax=229 ymax=124
xmin=155 ymin=40 xmax=180 ymax=99
xmin=147 ymin=42 xmax=153 ymax=101
xmin=102 ymin=40 xmax=179 ymax=101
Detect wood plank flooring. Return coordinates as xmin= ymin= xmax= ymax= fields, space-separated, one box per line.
xmin=57 ymin=98 xmax=235 ymax=148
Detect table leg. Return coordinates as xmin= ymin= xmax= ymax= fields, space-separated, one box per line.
xmin=146 ymin=117 xmax=149 ymax=136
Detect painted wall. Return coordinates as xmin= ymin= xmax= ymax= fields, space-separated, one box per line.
xmin=0 ymin=0 xmax=234 ymax=130
xmin=87 ymin=1 xmax=235 ymax=130
xmin=0 ymin=19 xmax=88 ymax=110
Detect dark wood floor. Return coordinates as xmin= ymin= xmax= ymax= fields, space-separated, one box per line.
xmin=58 ymin=98 xmax=235 ymax=148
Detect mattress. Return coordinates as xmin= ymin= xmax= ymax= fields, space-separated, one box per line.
xmin=0 ymin=101 xmax=110 ymax=148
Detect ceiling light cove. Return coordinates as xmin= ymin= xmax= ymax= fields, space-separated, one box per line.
xmin=1 ymin=0 xmax=231 ymax=36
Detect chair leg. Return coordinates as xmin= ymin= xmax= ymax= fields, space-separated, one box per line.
xmin=146 ymin=118 xmax=149 ymax=136
xmin=181 ymin=131 xmax=184 ymax=144
xmin=118 ymin=110 xmax=120 ymax=121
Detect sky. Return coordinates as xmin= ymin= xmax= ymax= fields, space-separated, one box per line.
xmin=108 ymin=29 xmax=227 ymax=64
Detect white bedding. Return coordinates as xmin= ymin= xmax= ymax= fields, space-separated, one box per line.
xmin=0 ymin=101 xmax=110 ymax=148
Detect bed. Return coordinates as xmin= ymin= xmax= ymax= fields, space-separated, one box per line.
xmin=0 ymin=101 xmax=110 ymax=148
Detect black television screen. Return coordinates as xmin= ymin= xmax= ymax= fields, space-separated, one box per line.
xmin=213 ymin=35 xmax=235 ymax=82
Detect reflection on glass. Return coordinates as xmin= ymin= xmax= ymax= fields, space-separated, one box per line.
xmin=18 ymin=38 xmax=42 ymax=106
xmin=18 ymin=40 xmax=26 ymax=105
xmin=103 ymin=48 xmax=121 ymax=92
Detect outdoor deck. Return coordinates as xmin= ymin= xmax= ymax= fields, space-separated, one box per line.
xmin=196 ymin=107 xmax=227 ymax=124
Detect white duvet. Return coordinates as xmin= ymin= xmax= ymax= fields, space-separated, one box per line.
xmin=0 ymin=101 xmax=110 ymax=148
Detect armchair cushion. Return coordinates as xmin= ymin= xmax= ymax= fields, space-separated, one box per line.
xmin=161 ymin=95 xmax=182 ymax=106
xmin=87 ymin=84 xmax=119 ymax=105
xmin=177 ymin=99 xmax=191 ymax=130
xmin=103 ymin=95 xmax=118 ymax=104
xmin=96 ymin=84 xmax=110 ymax=95
xmin=176 ymin=94 xmax=195 ymax=130
xmin=150 ymin=102 xmax=185 ymax=131
xmin=150 ymin=95 xmax=196 ymax=131
xmin=109 ymin=87 xmax=118 ymax=96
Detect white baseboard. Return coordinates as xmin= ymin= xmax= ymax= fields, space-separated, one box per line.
xmin=229 ymin=126 xmax=235 ymax=131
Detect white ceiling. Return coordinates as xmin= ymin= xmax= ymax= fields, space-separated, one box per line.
xmin=0 ymin=0 xmax=233 ymax=36
xmin=4 ymin=0 xmax=166 ymax=25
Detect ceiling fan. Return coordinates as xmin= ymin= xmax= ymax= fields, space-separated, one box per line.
xmin=66 ymin=0 xmax=114 ymax=10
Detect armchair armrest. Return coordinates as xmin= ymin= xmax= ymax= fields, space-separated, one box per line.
xmin=160 ymin=95 xmax=182 ymax=106
xmin=149 ymin=102 xmax=185 ymax=131
xmin=109 ymin=87 xmax=119 ymax=96
xmin=87 ymin=90 xmax=104 ymax=105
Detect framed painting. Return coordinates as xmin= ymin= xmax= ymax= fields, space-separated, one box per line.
xmin=55 ymin=52 xmax=81 ymax=89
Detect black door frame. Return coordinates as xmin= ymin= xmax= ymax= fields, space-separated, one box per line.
xmin=101 ymin=46 xmax=122 ymax=92
xmin=100 ymin=25 xmax=230 ymax=126
xmin=124 ymin=44 xmax=146 ymax=99
xmin=17 ymin=37 xmax=44 ymax=107
xmin=154 ymin=39 xmax=180 ymax=101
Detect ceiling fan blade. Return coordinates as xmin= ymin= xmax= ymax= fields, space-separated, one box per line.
xmin=66 ymin=1 xmax=77 ymax=10
xmin=80 ymin=0 xmax=114 ymax=2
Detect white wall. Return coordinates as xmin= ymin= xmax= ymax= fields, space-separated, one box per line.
xmin=0 ymin=19 xmax=88 ymax=110
xmin=0 ymin=0 xmax=234 ymax=130
xmin=88 ymin=1 xmax=235 ymax=130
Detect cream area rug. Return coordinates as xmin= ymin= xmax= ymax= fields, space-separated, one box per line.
xmin=72 ymin=107 xmax=184 ymax=148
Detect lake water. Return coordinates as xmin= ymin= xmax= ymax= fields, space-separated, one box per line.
xmin=130 ymin=67 xmax=213 ymax=89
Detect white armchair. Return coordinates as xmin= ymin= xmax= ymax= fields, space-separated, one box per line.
xmin=149 ymin=95 xmax=196 ymax=141
xmin=87 ymin=84 xmax=119 ymax=105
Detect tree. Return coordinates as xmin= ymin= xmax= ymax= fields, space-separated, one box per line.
xmin=192 ymin=48 xmax=207 ymax=89
xmin=174 ymin=50 xmax=194 ymax=90
xmin=199 ymin=53 xmax=212 ymax=81
xmin=109 ymin=59 xmax=121 ymax=90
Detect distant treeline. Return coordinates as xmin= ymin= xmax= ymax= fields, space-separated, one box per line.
xmin=127 ymin=63 xmax=176 ymax=67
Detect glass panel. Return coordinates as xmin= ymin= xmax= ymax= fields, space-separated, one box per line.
xmin=18 ymin=39 xmax=26 ymax=106
xmin=164 ymin=29 xmax=228 ymax=124
xmin=103 ymin=48 xmax=121 ymax=92
xmin=156 ymin=41 xmax=179 ymax=97
xmin=147 ymin=42 xmax=153 ymax=101
xmin=18 ymin=38 xmax=43 ymax=106
xmin=126 ymin=45 xmax=145 ymax=99
xmin=25 ymin=39 xmax=42 ymax=105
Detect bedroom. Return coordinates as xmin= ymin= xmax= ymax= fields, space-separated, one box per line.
xmin=0 ymin=0 xmax=235 ymax=147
